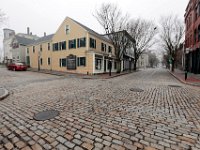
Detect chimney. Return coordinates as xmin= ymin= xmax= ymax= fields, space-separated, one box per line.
xmin=44 ymin=32 xmax=46 ymax=37
xmin=27 ymin=27 xmax=30 ymax=35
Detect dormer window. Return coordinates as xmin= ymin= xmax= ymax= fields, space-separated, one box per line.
xmin=12 ymin=42 xmax=19 ymax=49
xmin=66 ymin=25 xmax=70 ymax=34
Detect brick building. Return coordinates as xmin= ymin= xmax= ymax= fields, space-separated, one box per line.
xmin=185 ymin=0 xmax=200 ymax=74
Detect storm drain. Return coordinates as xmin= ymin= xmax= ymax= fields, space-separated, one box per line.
xmin=33 ymin=110 xmax=59 ymax=121
xmin=168 ymin=85 xmax=182 ymax=88
xmin=130 ymin=88 xmax=144 ymax=92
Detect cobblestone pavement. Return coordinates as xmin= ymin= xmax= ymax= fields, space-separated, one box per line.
xmin=0 ymin=89 xmax=4 ymax=96
xmin=0 ymin=68 xmax=200 ymax=150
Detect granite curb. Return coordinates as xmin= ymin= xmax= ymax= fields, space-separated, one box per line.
xmin=0 ymin=87 xmax=9 ymax=100
xmin=168 ymin=70 xmax=200 ymax=87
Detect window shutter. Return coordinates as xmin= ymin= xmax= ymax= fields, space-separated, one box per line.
xmin=77 ymin=57 xmax=80 ymax=66
xmin=59 ymin=59 xmax=62 ymax=67
xmin=68 ymin=41 xmax=70 ymax=49
xmin=84 ymin=57 xmax=86 ymax=66
xmin=90 ymin=38 xmax=92 ymax=48
xmin=84 ymin=38 xmax=86 ymax=47
xmin=64 ymin=41 xmax=66 ymax=50
xmin=77 ymin=39 xmax=80 ymax=48
xmin=74 ymin=39 xmax=76 ymax=48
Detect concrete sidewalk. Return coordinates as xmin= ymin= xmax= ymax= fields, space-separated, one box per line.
xmin=0 ymin=87 xmax=9 ymax=100
xmin=28 ymin=68 xmax=134 ymax=79
xmin=169 ymin=69 xmax=200 ymax=87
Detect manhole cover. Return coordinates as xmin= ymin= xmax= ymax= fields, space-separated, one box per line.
xmin=130 ymin=88 xmax=144 ymax=92
xmin=33 ymin=110 xmax=59 ymax=121
xmin=168 ymin=85 xmax=182 ymax=88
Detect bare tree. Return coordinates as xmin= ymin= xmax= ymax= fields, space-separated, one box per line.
xmin=129 ymin=18 xmax=158 ymax=70
xmin=0 ymin=9 xmax=6 ymax=26
xmin=94 ymin=3 xmax=133 ymax=72
xmin=159 ymin=15 xmax=184 ymax=72
xmin=0 ymin=9 xmax=6 ymax=63
xmin=148 ymin=52 xmax=159 ymax=68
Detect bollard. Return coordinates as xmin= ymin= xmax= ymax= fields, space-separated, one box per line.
xmin=185 ymin=70 xmax=188 ymax=80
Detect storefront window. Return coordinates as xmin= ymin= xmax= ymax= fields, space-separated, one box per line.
xmin=95 ymin=58 xmax=102 ymax=70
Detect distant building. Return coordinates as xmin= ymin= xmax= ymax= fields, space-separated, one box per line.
xmin=3 ymin=27 xmax=39 ymax=64
xmin=3 ymin=28 xmax=15 ymax=63
xmin=104 ymin=30 xmax=135 ymax=72
xmin=185 ymin=0 xmax=200 ymax=74
xmin=137 ymin=52 xmax=150 ymax=69
xmin=175 ymin=43 xmax=185 ymax=70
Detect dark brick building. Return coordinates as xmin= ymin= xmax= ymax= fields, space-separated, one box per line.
xmin=185 ymin=0 xmax=200 ymax=74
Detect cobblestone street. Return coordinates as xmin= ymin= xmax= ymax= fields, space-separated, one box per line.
xmin=0 ymin=68 xmax=200 ymax=150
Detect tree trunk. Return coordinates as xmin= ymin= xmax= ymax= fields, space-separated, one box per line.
xmin=172 ymin=60 xmax=175 ymax=72
xmin=133 ymin=60 xmax=137 ymax=71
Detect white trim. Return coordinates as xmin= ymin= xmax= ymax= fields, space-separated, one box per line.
xmin=92 ymin=53 xmax=95 ymax=74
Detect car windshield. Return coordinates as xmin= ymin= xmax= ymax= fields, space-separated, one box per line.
xmin=15 ymin=63 xmax=24 ymax=65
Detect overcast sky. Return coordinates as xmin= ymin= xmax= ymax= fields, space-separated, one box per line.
xmin=0 ymin=0 xmax=188 ymax=55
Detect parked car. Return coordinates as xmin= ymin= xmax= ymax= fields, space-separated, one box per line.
xmin=7 ymin=62 xmax=27 ymax=71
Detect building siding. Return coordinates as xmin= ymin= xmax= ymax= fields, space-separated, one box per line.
xmin=28 ymin=17 xmax=116 ymax=74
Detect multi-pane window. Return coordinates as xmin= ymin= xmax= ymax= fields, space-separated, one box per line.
xmin=69 ymin=39 xmax=76 ymax=49
xmin=66 ymin=25 xmax=70 ymax=34
xmin=95 ymin=58 xmax=102 ymax=70
xmin=77 ymin=57 xmax=86 ymax=66
xmin=101 ymin=43 xmax=107 ymax=52
xmin=48 ymin=43 xmax=50 ymax=50
xmin=40 ymin=45 xmax=42 ymax=51
xmin=53 ymin=41 xmax=66 ymax=51
xmin=48 ymin=57 xmax=51 ymax=65
xmin=61 ymin=41 xmax=66 ymax=50
xmin=33 ymin=46 xmax=35 ymax=53
xmin=77 ymin=37 xmax=86 ymax=48
xmin=90 ymin=38 xmax=96 ymax=48
xmin=27 ymin=48 xmax=29 ymax=54
xmin=198 ymin=4 xmax=200 ymax=16
xmin=40 ymin=58 xmax=43 ymax=65
xmin=53 ymin=43 xmax=58 ymax=51
xmin=114 ymin=61 xmax=117 ymax=69
xmin=59 ymin=58 xmax=67 ymax=67
xmin=108 ymin=46 xmax=112 ymax=53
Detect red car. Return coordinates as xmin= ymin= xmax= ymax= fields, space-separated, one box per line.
xmin=7 ymin=62 xmax=27 ymax=71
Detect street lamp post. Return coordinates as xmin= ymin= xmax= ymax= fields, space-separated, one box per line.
xmin=108 ymin=52 xmax=112 ymax=76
